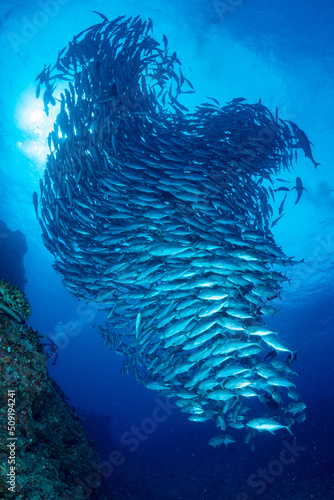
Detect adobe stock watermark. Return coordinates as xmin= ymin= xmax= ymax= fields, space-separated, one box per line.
xmin=279 ymin=233 xmax=334 ymax=305
xmin=46 ymin=300 xmax=98 ymax=357
xmin=212 ymin=0 xmax=246 ymax=22
xmin=67 ymin=397 xmax=177 ymax=499
xmin=7 ymin=0 xmax=71 ymax=54
xmin=236 ymin=437 xmax=306 ymax=499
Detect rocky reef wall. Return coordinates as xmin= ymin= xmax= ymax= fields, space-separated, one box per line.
xmin=0 ymin=220 xmax=27 ymax=291
xmin=0 ymin=280 xmax=105 ymax=499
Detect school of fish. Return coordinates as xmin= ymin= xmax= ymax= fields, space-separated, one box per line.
xmin=33 ymin=14 xmax=316 ymax=447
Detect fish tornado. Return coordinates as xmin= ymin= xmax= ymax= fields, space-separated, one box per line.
xmin=34 ymin=14 xmax=316 ymax=447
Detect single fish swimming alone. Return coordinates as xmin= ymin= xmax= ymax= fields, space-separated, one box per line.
xmin=292 ymin=176 xmax=307 ymax=205
xmin=289 ymin=124 xmax=320 ymax=168
xmin=246 ymin=417 xmax=293 ymax=435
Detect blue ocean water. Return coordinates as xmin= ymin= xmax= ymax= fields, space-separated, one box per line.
xmin=0 ymin=0 xmax=334 ymax=498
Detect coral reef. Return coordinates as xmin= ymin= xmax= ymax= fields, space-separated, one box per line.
xmin=0 ymin=281 xmax=104 ymax=499
xmin=0 ymin=220 xmax=27 ymax=291
xmin=0 ymin=280 xmax=31 ymax=324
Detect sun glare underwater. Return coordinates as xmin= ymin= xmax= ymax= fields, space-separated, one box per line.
xmin=0 ymin=1 xmax=334 ymax=499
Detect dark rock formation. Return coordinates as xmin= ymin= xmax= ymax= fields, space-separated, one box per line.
xmin=0 ymin=220 xmax=27 ymax=291
xmin=0 ymin=281 xmax=106 ymax=499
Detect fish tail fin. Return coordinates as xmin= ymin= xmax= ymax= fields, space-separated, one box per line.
xmin=286 ymin=350 xmax=298 ymax=365
xmin=286 ymin=423 xmax=294 ymax=436
xmin=92 ymin=11 xmax=109 ymax=22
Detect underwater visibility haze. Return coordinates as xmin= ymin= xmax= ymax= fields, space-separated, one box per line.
xmin=0 ymin=1 xmax=334 ymax=499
